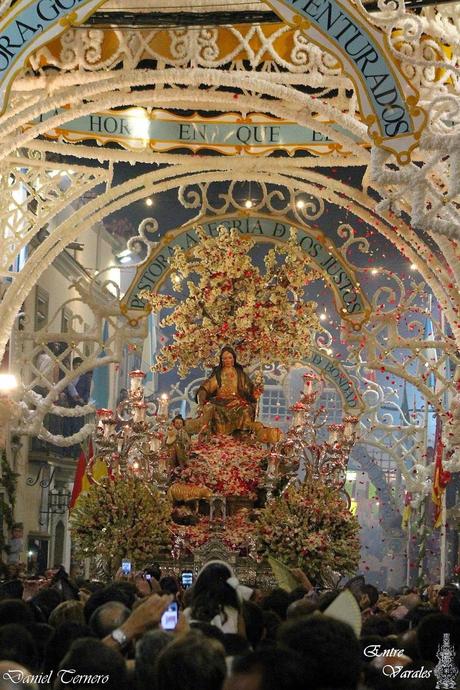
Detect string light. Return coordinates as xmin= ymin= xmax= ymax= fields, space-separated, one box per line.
xmin=146 ymin=198 xmax=153 ymax=206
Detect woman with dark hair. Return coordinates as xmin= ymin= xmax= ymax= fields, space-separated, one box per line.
xmin=185 ymin=561 xmax=252 ymax=635
xmin=187 ymin=346 xmax=259 ymax=437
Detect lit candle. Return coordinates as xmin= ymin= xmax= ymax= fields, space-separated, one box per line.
xmin=157 ymin=393 xmax=169 ymax=418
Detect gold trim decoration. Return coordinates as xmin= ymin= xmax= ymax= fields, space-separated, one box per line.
xmin=266 ymin=0 xmax=427 ymax=163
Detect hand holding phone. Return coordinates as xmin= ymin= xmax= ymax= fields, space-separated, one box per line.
xmin=181 ymin=570 xmax=193 ymax=589
xmin=121 ymin=559 xmax=132 ymax=576
xmin=161 ymin=601 xmax=178 ymax=630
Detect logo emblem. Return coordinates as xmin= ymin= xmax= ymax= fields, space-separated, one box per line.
xmin=434 ymin=633 xmax=458 ymax=689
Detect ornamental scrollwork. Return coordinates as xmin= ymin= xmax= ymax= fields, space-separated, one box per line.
xmin=177 ymin=181 xmax=325 ymax=224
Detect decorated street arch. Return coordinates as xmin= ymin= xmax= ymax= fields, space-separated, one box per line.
xmin=1 ymin=0 xmax=460 ymax=587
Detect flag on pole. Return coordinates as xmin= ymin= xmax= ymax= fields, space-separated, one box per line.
xmin=402 ymin=491 xmax=413 ymax=530
xmin=432 ymin=416 xmax=451 ymax=528
xmin=69 ymin=440 xmax=109 ymax=510
xmin=69 ymin=440 xmax=93 ymax=510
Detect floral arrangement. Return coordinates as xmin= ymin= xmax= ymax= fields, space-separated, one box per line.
xmin=175 ymin=436 xmax=266 ymax=498
xmin=139 ymin=225 xmax=321 ymax=375
xmin=70 ymin=475 xmax=171 ymax=577
xmin=173 ymin=509 xmax=257 ymax=553
xmin=256 ymin=480 xmax=360 ymax=580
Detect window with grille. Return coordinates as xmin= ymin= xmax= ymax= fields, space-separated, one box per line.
xmin=259 ymin=386 xmax=288 ymax=423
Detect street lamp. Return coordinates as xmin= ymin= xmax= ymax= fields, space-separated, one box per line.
xmin=0 ymin=373 xmax=18 ymax=394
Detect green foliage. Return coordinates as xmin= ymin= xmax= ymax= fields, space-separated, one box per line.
xmin=70 ymin=476 xmax=171 ymax=578
xmin=0 ymin=452 xmax=18 ymax=527
xmin=0 ymin=451 xmax=19 ymax=555
xmin=256 ymin=480 xmax=360 ymax=581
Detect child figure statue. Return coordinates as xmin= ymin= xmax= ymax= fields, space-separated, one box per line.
xmin=7 ymin=522 xmax=23 ymax=565
xmin=165 ymin=414 xmax=190 ymax=469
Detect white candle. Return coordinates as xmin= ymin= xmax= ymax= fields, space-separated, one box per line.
xmin=103 ymin=419 xmax=116 ymax=439
xmin=129 ymin=370 xmax=145 ymax=392
xmin=133 ymin=403 xmax=146 ymax=423
xmin=158 ymin=393 xmax=169 ymax=418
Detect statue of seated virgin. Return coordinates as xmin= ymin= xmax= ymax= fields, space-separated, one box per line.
xmin=185 ymin=346 xmax=281 ymax=444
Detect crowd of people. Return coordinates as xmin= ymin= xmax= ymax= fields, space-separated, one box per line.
xmin=0 ymin=560 xmax=459 ymax=690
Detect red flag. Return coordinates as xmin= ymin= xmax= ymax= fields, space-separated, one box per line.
xmin=69 ymin=440 xmax=93 ymax=510
xmin=432 ymin=417 xmax=450 ymax=528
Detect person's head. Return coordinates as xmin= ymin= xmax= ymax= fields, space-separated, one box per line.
xmin=11 ymin=523 xmax=23 ymax=539
xmin=191 ymin=562 xmax=240 ymax=624
xmin=30 ymin=587 xmax=62 ymax=622
xmin=25 ymin=623 xmax=54 ymax=670
xmin=286 ymin=597 xmax=318 ymax=619
xmin=172 ymin=415 xmax=185 ymax=430
xmin=135 ymin=630 xmax=172 ymax=690
xmin=83 ymin=584 xmax=134 ymax=623
xmin=360 ymin=584 xmax=379 ymax=609
xmin=42 ymin=622 xmax=93 ymax=676
xmin=260 ymin=589 xmax=291 ymax=621
xmin=278 ymin=614 xmax=361 ymax=689
xmin=0 ymin=661 xmax=39 ymax=690
xmin=361 ymin=614 xmax=396 ymax=638
xmin=437 ymin=585 xmax=460 ymax=616
xmin=54 ymin=637 xmax=127 ymax=690
xmin=88 ymin=601 xmax=131 ymax=639
xmin=219 ymin=346 xmax=239 ymax=370
xmin=143 ymin=563 xmax=161 ymax=582
xmin=0 ymin=599 xmax=33 ymax=627
xmin=48 ymin=600 xmax=85 ymax=629
xmin=0 ymin=624 xmax=38 ymax=671
xmin=224 ymin=648 xmax=307 ymax=690
xmin=155 ymin=631 xmax=226 ymax=690
xmin=0 ymin=580 xmax=24 ymax=601
xmin=72 ymin=357 xmax=83 ymax=369
xmin=159 ymin=576 xmax=179 ymax=596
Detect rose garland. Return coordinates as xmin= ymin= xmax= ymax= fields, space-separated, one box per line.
xmin=173 ymin=509 xmax=257 ymax=553
xmin=256 ymin=480 xmax=360 ymax=580
xmin=140 ymin=226 xmax=321 ymax=375
xmin=70 ymin=475 xmax=171 ymax=577
xmin=175 ymin=435 xmax=266 ymax=499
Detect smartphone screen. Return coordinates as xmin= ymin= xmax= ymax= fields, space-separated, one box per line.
xmin=121 ymin=559 xmax=131 ymax=575
xmin=181 ymin=570 xmax=193 ymax=589
xmin=161 ymin=601 xmax=178 ymax=630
